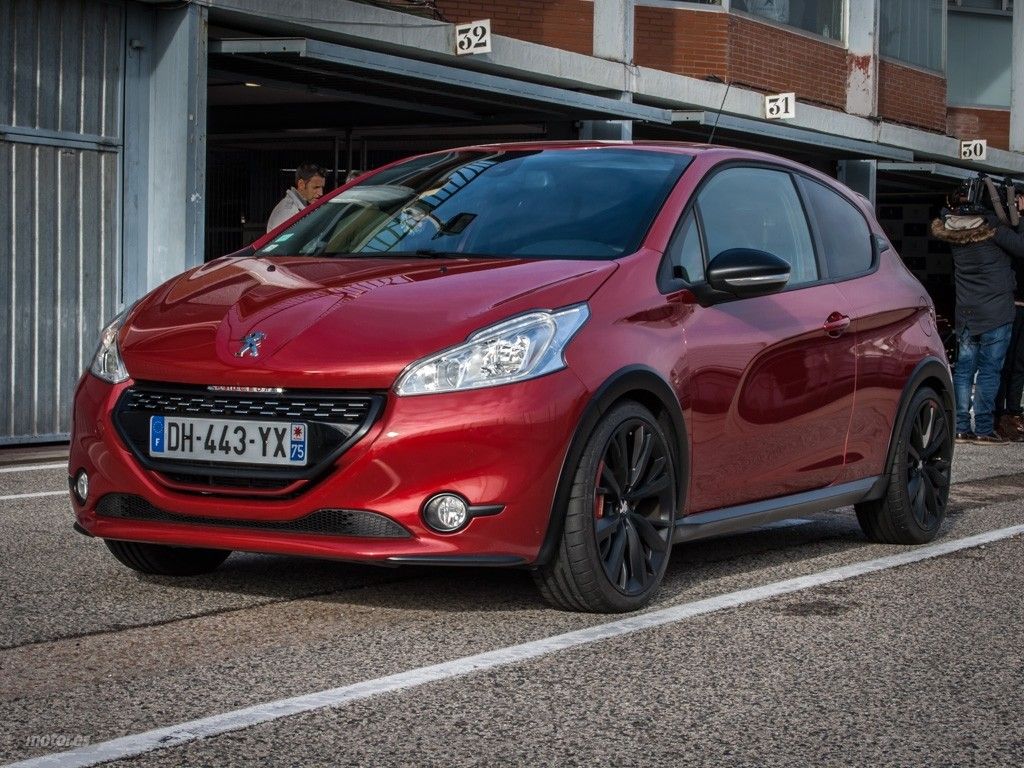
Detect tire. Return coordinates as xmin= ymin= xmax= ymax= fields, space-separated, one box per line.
xmin=534 ymin=401 xmax=678 ymax=612
xmin=104 ymin=539 xmax=231 ymax=576
xmin=855 ymin=386 xmax=952 ymax=545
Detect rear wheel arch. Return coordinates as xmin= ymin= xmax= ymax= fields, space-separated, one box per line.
xmin=533 ymin=366 xmax=689 ymax=568
xmin=866 ymin=357 xmax=954 ymax=502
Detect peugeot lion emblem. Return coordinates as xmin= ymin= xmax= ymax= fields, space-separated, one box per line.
xmin=236 ymin=331 xmax=266 ymax=358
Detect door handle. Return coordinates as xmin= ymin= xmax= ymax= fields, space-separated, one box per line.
xmin=823 ymin=312 xmax=851 ymax=337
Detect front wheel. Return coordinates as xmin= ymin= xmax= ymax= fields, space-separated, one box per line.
xmin=855 ymin=386 xmax=952 ymax=544
xmin=534 ymin=401 xmax=678 ymax=612
xmin=104 ymin=539 xmax=231 ymax=576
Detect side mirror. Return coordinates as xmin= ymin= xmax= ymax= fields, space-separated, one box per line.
xmin=706 ymin=248 xmax=791 ymax=298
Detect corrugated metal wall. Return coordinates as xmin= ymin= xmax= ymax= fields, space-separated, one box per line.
xmin=0 ymin=0 xmax=124 ymax=444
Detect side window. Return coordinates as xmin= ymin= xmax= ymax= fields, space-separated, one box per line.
xmin=697 ymin=167 xmax=819 ymax=286
xmin=664 ymin=210 xmax=705 ymax=283
xmin=798 ymin=178 xmax=874 ymax=279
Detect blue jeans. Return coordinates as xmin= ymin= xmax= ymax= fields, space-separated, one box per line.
xmin=954 ymin=323 xmax=1013 ymax=435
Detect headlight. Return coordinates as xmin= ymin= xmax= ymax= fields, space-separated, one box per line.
xmin=396 ymin=304 xmax=589 ymax=396
xmin=89 ymin=303 xmax=136 ymax=384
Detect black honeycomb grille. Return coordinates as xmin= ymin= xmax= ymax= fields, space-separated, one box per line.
xmin=96 ymin=494 xmax=411 ymax=539
xmin=122 ymin=388 xmax=373 ymax=423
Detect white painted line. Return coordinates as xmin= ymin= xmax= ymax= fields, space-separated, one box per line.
xmin=0 ymin=491 xmax=67 ymax=502
xmin=8 ymin=522 xmax=1023 ymax=768
xmin=0 ymin=462 xmax=66 ymax=474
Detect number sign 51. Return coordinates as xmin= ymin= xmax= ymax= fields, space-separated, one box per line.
xmin=765 ymin=92 xmax=796 ymax=120
xmin=455 ymin=19 xmax=492 ymax=55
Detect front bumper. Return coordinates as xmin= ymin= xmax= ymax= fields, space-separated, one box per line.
xmin=69 ymin=370 xmax=589 ymax=565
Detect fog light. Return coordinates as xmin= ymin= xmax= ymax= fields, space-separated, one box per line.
xmin=423 ymin=493 xmax=470 ymax=533
xmin=74 ymin=471 xmax=89 ymax=504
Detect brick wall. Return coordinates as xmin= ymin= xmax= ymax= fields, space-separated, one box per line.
xmin=634 ymin=7 xmax=728 ymax=81
xmin=877 ymin=60 xmax=947 ymax=133
xmin=947 ymin=107 xmax=1011 ymax=151
xmin=635 ymin=10 xmax=845 ymax=109
xmin=436 ymin=1 xmax=593 ymax=55
xmin=727 ymin=15 xmax=846 ymax=109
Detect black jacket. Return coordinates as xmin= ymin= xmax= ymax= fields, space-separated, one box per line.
xmin=931 ymin=215 xmax=1021 ymax=335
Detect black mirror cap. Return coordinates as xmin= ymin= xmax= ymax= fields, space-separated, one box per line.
xmin=706 ymin=248 xmax=791 ymax=299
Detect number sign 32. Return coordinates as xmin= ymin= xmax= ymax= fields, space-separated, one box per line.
xmin=764 ymin=92 xmax=796 ymax=120
xmin=455 ymin=19 xmax=491 ymax=55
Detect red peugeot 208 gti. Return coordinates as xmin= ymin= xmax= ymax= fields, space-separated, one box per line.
xmin=71 ymin=143 xmax=954 ymax=612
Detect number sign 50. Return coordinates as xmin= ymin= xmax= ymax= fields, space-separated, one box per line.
xmin=960 ymin=140 xmax=987 ymax=161
xmin=455 ymin=19 xmax=491 ymax=55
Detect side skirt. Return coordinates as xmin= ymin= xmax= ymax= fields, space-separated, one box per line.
xmin=673 ymin=477 xmax=880 ymax=544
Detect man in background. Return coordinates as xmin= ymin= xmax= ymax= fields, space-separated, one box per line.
xmin=266 ymin=163 xmax=326 ymax=232
xmin=994 ymin=188 xmax=1024 ymax=439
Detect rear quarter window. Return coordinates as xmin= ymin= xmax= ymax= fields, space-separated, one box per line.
xmin=799 ymin=178 xmax=874 ymax=279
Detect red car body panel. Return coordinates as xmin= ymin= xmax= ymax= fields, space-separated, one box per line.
xmin=121 ymin=256 xmax=617 ymax=389
xmin=69 ymin=142 xmax=950 ymax=567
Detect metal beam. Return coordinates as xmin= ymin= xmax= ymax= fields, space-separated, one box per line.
xmin=671 ymin=110 xmax=915 ymax=161
xmin=209 ymin=38 xmax=673 ymax=125
xmin=208 ymin=67 xmax=482 ymax=121
xmin=877 ymin=161 xmax=1024 ymax=184
xmin=0 ymin=124 xmax=120 ymax=152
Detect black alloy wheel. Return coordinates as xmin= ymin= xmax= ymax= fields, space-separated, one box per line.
xmin=856 ymin=387 xmax=952 ymax=545
xmin=593 ymin=417 xmax=675 ymax=596
xmin=905 ymin=395 xmax=952 ymax=530
xmin=535 ymin=401 xmax=678 ymax=612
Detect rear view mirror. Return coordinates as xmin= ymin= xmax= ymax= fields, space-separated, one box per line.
xmin=706 ymin=248 xmax=791 ymax=298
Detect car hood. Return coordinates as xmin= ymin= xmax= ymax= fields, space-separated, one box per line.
xmin=120 ymin=256 xmax=618 ymax=389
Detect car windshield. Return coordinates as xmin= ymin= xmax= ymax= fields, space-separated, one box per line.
xmin=255 ymin=148 xmax=691 ymax=261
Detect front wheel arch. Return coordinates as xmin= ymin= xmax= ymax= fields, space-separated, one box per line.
xmin=533 ymin=366 xmax=689 ymax=568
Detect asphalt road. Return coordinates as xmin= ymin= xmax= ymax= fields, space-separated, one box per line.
xmin=1 ymin=443 xmax=1023 ymax=767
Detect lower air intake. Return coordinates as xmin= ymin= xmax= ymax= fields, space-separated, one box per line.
xmin=95 ymin=494 xmax=411 ymax=539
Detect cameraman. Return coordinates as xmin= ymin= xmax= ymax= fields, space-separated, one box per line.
xmin=994 ymin=189 xmax=1024 ymax=439
xmin=931 ymin=182 xmax=1023 ymax=443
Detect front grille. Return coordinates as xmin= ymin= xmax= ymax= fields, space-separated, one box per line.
xmin=96 ymin=494 xmax=411 ymax=538
xmin=122 ymin=388 xmax=373 ymax=423
xmin=113 ymin=383 xmax=385 ymax=496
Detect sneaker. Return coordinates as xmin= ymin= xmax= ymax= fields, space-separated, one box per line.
xmin=974 ymin=432 xmax=1008 ymax=444
xmin=955 ymin=432 xmax=977 ymax=443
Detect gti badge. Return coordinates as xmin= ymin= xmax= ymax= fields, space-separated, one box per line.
xmin=236 ymin=331 xmax=266 ymax=358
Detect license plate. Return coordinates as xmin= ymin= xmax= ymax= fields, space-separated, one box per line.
xmin=149 ymin=416 xmax=308 ymax=466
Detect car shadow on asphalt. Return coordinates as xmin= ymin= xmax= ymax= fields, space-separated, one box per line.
xmin=127 ymin=507 xmax=975 ymax=615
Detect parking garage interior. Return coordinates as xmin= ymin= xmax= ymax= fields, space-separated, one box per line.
xmin=202 ymin=19 xmax=1007 ymax=366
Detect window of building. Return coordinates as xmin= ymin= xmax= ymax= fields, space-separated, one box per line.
xmin=732 ymin=0 xmax=844 ymax=41
xmin=879 ymin=0 xmax=945 ymax=72
xmin=797 ymin=178 xmax=873 ymax=279
xmin=947 ymin=6 xmax=1012 ymax=107
xmin=696 ymin=167 xmax=818 ymax=286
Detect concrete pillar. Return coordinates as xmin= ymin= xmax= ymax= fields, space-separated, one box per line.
xmin=122 ymin=2 xmax=208 ymax=300
xmin=845 ymin=0 xmax=879 ymax=118
xmin=837 ymin=159 xmax=878 ymax=208
xmin=593 ymin=0 xmax=633 ymax=63
xmin=1011 ymin=0 xmax=1024 ymax=152
xmin=585 ymin=0 xmax=634 ymax=141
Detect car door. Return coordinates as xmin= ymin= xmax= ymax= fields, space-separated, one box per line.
xmin=664 ymin=165 xmax=858 ymax=513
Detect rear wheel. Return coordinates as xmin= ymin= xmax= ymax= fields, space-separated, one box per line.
xmin=535 ymin=401 xmax=677 ymax=612
xmin=855 ymin=386 xmax=952 ymax=544
xmin=104 ymin=539 xmax=231 ymax=576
